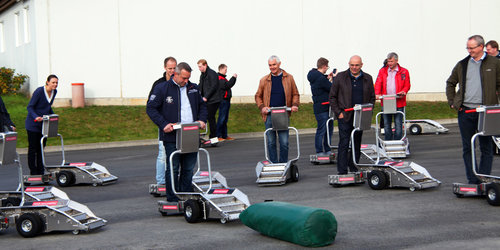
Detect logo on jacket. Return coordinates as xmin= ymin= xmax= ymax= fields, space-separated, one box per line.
xmin=188 ymin=89 xmax=198 ymax=94
xmin=401 ymin=74 xmax=406 ymax=81
xmin=166 ymin=96 xmax=173 ymax=103
xmin=149 ymin=95 xmax=156 ymax=101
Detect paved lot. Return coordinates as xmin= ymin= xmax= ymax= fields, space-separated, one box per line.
xmin=1 ymin=124 xmax=500 ymax=249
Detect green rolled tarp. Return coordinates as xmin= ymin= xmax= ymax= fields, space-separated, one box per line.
xmin=239 ymin=201 xmax=337 ymax=247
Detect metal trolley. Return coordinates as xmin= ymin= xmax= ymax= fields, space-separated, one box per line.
xmin=255 ymin=107 xmax=300 ymax=185
xmin=375 ymin=95 xmax=410 ymax=159
xmin=328 ymin=104 xmax=441 ymax=191
xmin=158 ymin=123 xmax=250 ymax=223
xmin=0 ymin=132 xmax=107 ymax=237
xmin=310 ymin=107 xmax=337 ymax=165
xmin=453 ymin=106 xmax=500 ymax=205
xmin=406 ymin=119 xmax=449 ymax=135
xmin=23 ymin=114 xmax=118 ymax=187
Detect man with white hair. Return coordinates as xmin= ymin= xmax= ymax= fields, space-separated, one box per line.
xmin=255 ymin=55 xmax=300 ymax=163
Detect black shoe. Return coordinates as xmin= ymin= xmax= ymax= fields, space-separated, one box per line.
xmin=166 ymin=197 xmax=180 ymax=202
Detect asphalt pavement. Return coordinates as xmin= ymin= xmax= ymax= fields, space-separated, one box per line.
xmin=1 ymin=123 xmax=500 ymax=249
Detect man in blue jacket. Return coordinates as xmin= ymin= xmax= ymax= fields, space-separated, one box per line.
xmin=147 ymin=62 xmax=207 ymax=202
xmin=308 ymin=57 xmax=334 ymax=156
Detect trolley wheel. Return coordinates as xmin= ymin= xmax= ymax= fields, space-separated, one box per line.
xmin=486 ymin=183 xmax=500 ymax=206
xmin=16 ymin=213 xmax=43 ymax=238
xmin=455 ymin=193 xmax=464 ymax=198
xmin=409 ymin=124 xmax=422 ymax=135
xmin=56 ymin=171 xmax=75 ymax=187
xmin=2 ymin=197 xmax=21 ymax=207
xmin=220 ymin=217 xmax=227 ymax=224
xmin=184 ymin=199 xmax=201 ymax=223
xmin=367 ymin=170 xmax=388 ymax=190
xmin=72 ymin=229 xmax=80 ymax=235
xmin=291 ymin=164 xmax=299 ymax=182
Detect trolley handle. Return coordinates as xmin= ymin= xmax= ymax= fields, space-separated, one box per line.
xmin=345 ymin=108 xmax=354 ymax=112
xmin=266 ymin=107 xmax=292 ymax=113
xmin=465 ymin=109 xmax=476 ymax=113
xmin=172 ymin=122 xmax=202 ymax=130
xmin=379 ymin=94 xmax=402 ymax=100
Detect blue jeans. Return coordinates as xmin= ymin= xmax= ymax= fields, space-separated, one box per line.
xmin=383 ymin=107 xmax=404 ymax=140
xmin=216 ymin=99 xmax=231 ymax=138
xmin=156 ymin=140 xmax=166 ymax=184
xmin=337 ymin=118 xmax=363 ymax=175
xmin=458 ymin=108 xmax=493 ymax=184
xmin=265 ymin=115 xmax=289 ymax=163
xmin=314 ymin=112 xmax=333 ymax=153
xmin=163 ymin=142 xmax=197 ymax=201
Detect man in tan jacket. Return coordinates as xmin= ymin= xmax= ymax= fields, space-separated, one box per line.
xmin=255 ymin=55 xmax=300 ymax=163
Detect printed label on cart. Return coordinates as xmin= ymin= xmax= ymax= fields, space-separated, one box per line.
xmin=362 ymin=107 xmax=372 ymax=111
xmin=486 ymin=109 xmax=500 ymax=114
xmin=317 ymin=157 xmax=330 ymax=160
xmin=200 ymin=171 xmax=209 ymax=176
xmin=339 ymin=177 xmax=355 ymax=182
xmin=460 ymin=187 xmax=477 ymax=192
xmin=49 ymin=118 xmax=58 ymax=121
xmin=212 ymin=189 xmax=230 ymax=194
xmin=33 ymin=201 xmax=58 ymax=206
xmin=183 ymin=126 xmax=199 ymax=131
xmin=162 ymin=205 xmax=178 ymax=210
xmin=158 ymin=188 xmax=166 ymax=192
xmin=69 ymin=162 xmax=87 ymax=166
xmin=25 ymin=187 xmax=45 ymax=192
xmin=384 ymin=97 xmax=396 ymax=100
xmin=5 ymin=136 xmax=16 ymax=141
xmin=361 ymin=144 xmax=368 ymax=148
xmin=262 ymin=161 xmax=270 ymax=165
xmin=272 ymin=109 xmax=286 ymax=114
xmin=27 ymin=177 xmax=42 ymax=181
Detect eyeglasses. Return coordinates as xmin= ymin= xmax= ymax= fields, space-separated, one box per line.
xmin=466 ymin=45 xmax=480 ymax=50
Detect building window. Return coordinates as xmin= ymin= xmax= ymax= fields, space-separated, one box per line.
xmin=14 ymin=12 xmax=20 ymax=47
xmin=0 ymin=22 xmax=4 ymax=52
xmin=23 ymin=7 xmax=29 ymax=43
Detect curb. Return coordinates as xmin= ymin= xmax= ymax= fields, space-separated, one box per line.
xmin=17 ymin=118 xmax=457 ymax=154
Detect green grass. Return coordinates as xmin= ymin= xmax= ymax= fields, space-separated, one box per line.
xmin=2 ymin=95 xmax=457 ymax=148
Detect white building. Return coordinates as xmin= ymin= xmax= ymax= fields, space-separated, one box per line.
xmin=1 ymin=0 xmax=499 ymax=106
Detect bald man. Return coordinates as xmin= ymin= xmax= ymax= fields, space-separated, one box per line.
xmin=329 ymin=55 xmax=375 ymax=175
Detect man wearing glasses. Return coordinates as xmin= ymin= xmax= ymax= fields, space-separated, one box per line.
xmin=446 ymin=35 xmax=500 ymax=184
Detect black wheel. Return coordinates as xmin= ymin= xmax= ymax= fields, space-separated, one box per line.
xmin=455 ymin=193 xmax=464 ymax=198
xmin=16 ymin=213 xmax=43 ymax=238
xmin=291 ymin=164 xmax=299 ymax=182
xmin=2 ymin=197 xmax=21 ymax=207
xmin=184 ymin=199 xmax=201 ymax=223
xmin=409 ymin=124 xmax=422 ymax=135
xmin=368 ymin=170 xmax=388 ymax=190
xmin=486 ymin=183 xmax=500 ymax=206
xmin=56 ymin=171 xmax=75 ymax=187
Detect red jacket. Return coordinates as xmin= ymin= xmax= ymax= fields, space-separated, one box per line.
xmin=374 ymin=64 xmax=411 ymax=107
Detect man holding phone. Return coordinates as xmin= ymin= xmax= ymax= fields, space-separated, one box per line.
xmin=308 ymin=57 xmax=336 ymax=156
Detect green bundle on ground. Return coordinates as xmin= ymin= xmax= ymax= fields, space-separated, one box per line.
xmin=239 ymin=201 xmax=337 ymax=247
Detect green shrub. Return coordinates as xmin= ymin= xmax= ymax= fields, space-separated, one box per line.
xmin=0 ymin=67 xmax=28 ymax=95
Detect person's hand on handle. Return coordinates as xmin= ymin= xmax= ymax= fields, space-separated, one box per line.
xmin=163 ymin=123 xmax=174 ymax=133
xmin=291 ymin=106 xmax=299 ymax=112
xmin=261 ymin=107 xmax=270 ymax=115
xmin=35 ymin=117 xmax=43 ymax=122
xmin=197 ymin=121 xmax=206 ymax=130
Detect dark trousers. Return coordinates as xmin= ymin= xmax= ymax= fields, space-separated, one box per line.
xmin=458 ymin=108 xmax=493 ymax=184
xmin=27 ymin=130 xmax=46 ymax=175
xmin=163 ymin=142 xmax=197 ymax=202
xmin=314 ymin=111 xmax=333 ymax=153
xmin=207 ymin=102 xmax=220 ymax=138
xmin=337 ymin=118 xmax=363 ymax=175
xmin=216 ymin=99 xmax=231 ymax=138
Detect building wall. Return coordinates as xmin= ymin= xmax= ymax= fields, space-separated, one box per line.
xmin=1 ymin=0 xmax=500 ymax=105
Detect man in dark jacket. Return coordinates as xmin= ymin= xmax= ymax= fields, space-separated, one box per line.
xmin=216 ymin=64 xmax=237 ymax=141
xmin=147 ymin=62 xmax=207 ymax=202
xmin=0 ymin=96 xmax=15 ymax=132
xmin=486 ymin=40 xmax=500 ymax=58
xmin=148 ymin=57 xmax=176 ymax=186
xmin=308 ymin=57 xmax=333 ymax=156
xmin=329 ymin=55 xmax=375 ymax=175
xmin=198 ymin=59 xmax=221 ymax=139
xmin=446 ymin=35 xmax=500 ymax=184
